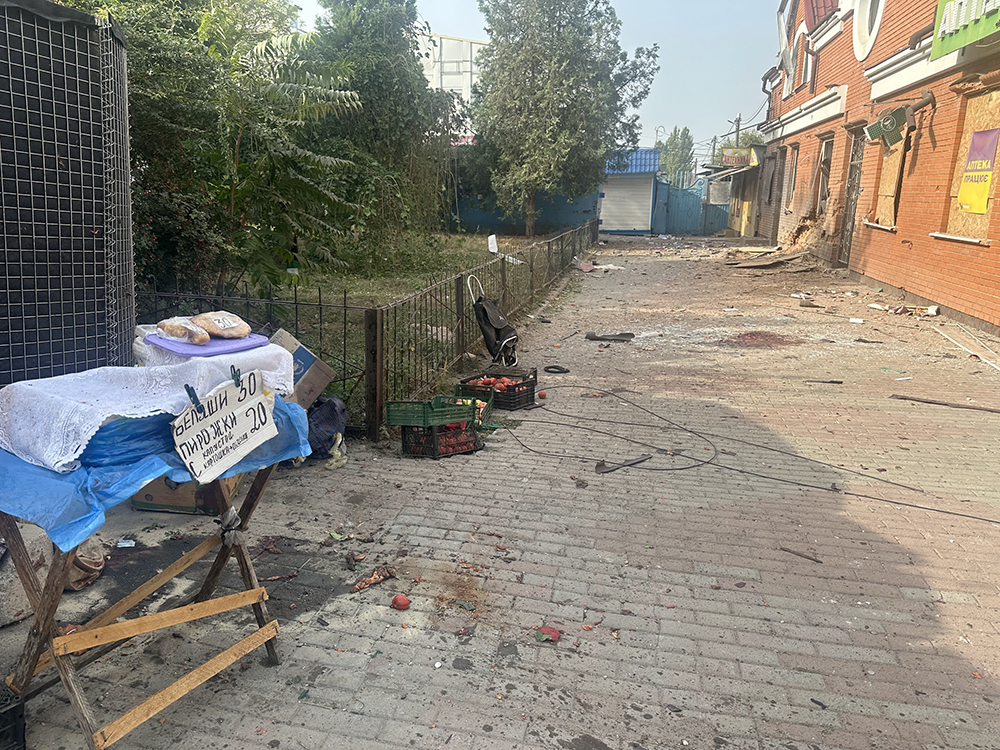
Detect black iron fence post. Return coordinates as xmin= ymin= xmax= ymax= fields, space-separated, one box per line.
xmin=364 ymin=308 xmax=384 ymax=441
xmin=529 ymin=247 xmax=535 ymax=304
xmin=499 ymin=258 xmax=509 ymax=313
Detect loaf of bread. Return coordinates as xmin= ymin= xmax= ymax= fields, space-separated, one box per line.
xmin=156 ymin=317 xmax=210 ymax=345
xmin=190 ymin=311 xmax=252 ymax=339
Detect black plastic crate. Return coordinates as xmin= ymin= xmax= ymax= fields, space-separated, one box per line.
xmin=0 ymin=683 xmax=25 ymax=750
xmin=458 ymin=367 xmax=537 ymax=411
xmin=401 ymin=423 xmax=482 ymax=459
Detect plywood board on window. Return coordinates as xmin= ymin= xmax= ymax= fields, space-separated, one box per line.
xmin=874 ymin=143 xmax=905 ymax=226
xmin=947 ymin=90 xmax=1000 ymax=238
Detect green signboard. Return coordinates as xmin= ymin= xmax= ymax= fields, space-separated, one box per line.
xmin=931 ymin=0 xmax=1000 ymax=61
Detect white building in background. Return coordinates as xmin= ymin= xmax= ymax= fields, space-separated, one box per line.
xmin=417 ymin=32 xmax=487 ymax=104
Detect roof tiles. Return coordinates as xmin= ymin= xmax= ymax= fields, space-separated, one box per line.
xmin=606 ymin=148 xmax=660 ymax=175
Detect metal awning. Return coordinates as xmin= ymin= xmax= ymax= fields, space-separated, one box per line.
xmin=708 ymin=164 xmax=756 ymax=181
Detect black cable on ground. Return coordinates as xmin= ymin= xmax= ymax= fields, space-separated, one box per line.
xmin=534 ymin=403 xmax=926 ymax=495
xmin=497 ymin=384 xmax=1000 ymax=526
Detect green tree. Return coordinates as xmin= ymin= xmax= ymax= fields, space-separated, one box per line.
xmin=718 ymin=128 xmax=766 ymax=154
xmin=474 ymin=0 xmax=658 ymax=237
xmin=657 ymin=126 xmax=694 ymax=185
xmin=198 ymin=1 xmax=361 ymax=288
xmin=307 ymin=0 xmax=460 ymax=274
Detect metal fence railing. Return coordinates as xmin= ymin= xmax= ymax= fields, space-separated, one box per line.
xmin=136 ymin=286 xmax=370 ymax=415
xmin=136 ymin=219 xmax=598 ymax=436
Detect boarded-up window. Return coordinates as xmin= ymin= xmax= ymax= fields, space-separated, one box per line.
xmin=946 ymin=90 xmax=1000 ymax=239
xmin=762 ymin=157 xmax=776 ymax=204
xmin=786 ymin=146 xmax=799 ymax=208
xmin=872 ymin=136 xmax=907 ymax=227
xmin=816 ymin=138 xmax=834 ymax=215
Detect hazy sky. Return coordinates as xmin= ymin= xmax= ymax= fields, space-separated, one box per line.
xmin=296 ymin=0 xmax=778 ymax=165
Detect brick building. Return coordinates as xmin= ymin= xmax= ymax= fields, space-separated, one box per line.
xmin=758 ymin=0 xmax=1000 ymax=331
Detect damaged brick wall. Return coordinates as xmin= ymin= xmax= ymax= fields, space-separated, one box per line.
xmin=763 ymin=0 xmax=1000 ymax=327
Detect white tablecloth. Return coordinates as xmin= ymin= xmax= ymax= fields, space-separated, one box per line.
xmin=0 ymin=345 xmax=294 ymax=473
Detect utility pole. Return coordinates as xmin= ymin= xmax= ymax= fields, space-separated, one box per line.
xmin=734 ymin=113 xmax=742 ymax=147
xmin=710 ymin=136 xmax=717 ymax=163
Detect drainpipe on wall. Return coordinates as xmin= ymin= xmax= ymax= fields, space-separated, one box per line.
xmin=761 ymin=67 xmax=778 ymax=122
xmin=905 ymin=89 xmax=936 ymax=130
xmin=908 ymin=23 xmax=935 ymax=50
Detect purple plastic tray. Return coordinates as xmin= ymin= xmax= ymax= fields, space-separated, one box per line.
xmin=145 ymin=332 xmax=269 ymax=357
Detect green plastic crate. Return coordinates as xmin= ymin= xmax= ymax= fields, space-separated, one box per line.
xmin=385 ymin=396 xmax=476 ymax=427
xmin=451 ymin=387 xmax=494 ymax=427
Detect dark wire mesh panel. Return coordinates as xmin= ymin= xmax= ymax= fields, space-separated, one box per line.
xmin=99 ymin=17 xmax=134 ymax=367
xmin=0 ymin=1 xmax=133 ymax=386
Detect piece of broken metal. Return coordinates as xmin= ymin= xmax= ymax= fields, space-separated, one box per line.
xmin=779 ymin=547 xmax=823 ymax=564
xmin=595 ymin=455 xmax=652 ymax=474
xmin=889 ymin=394 xmax=1000 ymax=415
xmin=585 ymin=331 xmax=635 ymax=342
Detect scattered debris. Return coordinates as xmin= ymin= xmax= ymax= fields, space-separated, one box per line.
xmin=895 ymin=377 xmax=913 ymax=381
xmin=585 ymin=331 xmax=635 ymax=342
xmin=455 ymin=600 xmax=476 ymax=611
xmin=351 ymin=567 xmax=397 ymax=593
xmin=116 ymin=539 xmax=135 ymax=549
xmin=721 ymin=331 xmax=801 ymax=348
xmin=391 ymin=594 xmax=410 ymax=610
xmin=537 ymin=391 xmax=547 ymax=399
xmin=722 ymin=307 xmax=738 ymax=312
xmin=258 ymin=537 xmax=282 ymax=554
xmin=855 ymin=338 xmax=883 ymax=344
xmin=298 ymin=689 xmax=310 ymax=700
xmin=535 ymin=627 xmax=561 ymax=642
xmin=935 ymin=327 xmax=1000 ymax=372
xmin=805 ymin=380 xmax=843 ymax=384
xmin=543 ymin=365 xmax=570 ymax=374
xmin=261 ymin=573 xmax=298 ymax=582
xmin=799 ymin=299 xmax=824 ymax=308
xmin=779 ymin=547 xmax=823 ymax=564
xmin=849 ymin=318 xmax=865 ymax=324
xmin=328 ymin=530 xmax=350 ymax=542
xmin=434 ymin=662 xmax=442 ymax=669
xmin=582 ymin=624 xmax=593 ymax=631
xmin=344 ymin=552 xmax=366 ymax=572
xmin=810 ymin=698 xmax=828 ymax=710
xmin=733 ymin=251 xmax=807 ymax=268
xmin=889 ymin=394 xmax=1000 ymax=415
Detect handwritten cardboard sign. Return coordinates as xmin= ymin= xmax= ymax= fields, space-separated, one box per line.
xmin=172 ymin=369 xmax=277 ymax=483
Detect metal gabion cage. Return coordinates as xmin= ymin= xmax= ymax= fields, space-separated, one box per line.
xmin=0 ymin=0 xmax=134 ymax=387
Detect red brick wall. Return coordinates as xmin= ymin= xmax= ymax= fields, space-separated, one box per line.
xmin=764 ymin=0 xmax=1000 ymax=327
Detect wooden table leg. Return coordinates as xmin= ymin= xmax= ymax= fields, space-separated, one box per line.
xmin=10 ymin=546 xmax=73 ymax=694
xmin=232 ymin=538 xmax=281 ymax=665
xmin=193 ymin=465 xmax=281 ymax=665
xmin=6 ymin=540 xmax=100 ymax=748
xmin=195 ymin=465 xmax=277 ymax=603
xmin=0 ymin=513 xmax=42 ymax=609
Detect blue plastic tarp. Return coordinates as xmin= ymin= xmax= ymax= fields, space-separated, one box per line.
xmin=0 ymin=397 xmax=311 ymax=551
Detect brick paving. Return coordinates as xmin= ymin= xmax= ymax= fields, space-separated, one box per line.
xmin=4 ymin=236 xmax=1000 ymax=749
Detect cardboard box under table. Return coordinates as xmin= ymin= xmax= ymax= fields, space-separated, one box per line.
xmin=0 ymin=361 xmax=310 ymax=749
